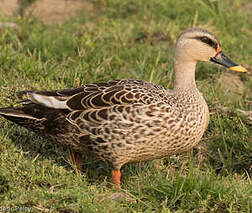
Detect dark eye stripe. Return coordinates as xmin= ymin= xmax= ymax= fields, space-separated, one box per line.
xmin=194 ymin=36 xmax=218 ymax=50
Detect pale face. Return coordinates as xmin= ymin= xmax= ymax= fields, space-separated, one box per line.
xmin=173 ymin=28 xmax=246 ymax=73
xmin=175 ymin=29 xmax=219 ymax=62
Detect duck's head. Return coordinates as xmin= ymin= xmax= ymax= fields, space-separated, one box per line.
xmin=174 ymin=28 xmax=247 ymax=72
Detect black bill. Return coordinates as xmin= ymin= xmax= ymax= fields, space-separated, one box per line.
xmin=210 ymin=52 xmax=247 ymax=72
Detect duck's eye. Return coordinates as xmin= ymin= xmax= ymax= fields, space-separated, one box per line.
xmin=200 ymin=36 xmax=211 ymax=44
xmin=196 ymin=36 xmax=217 ymax=50
xmin=194 ymin=35 xmax=218 ymax=50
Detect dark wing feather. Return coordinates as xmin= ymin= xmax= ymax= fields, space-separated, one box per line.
xmin=66 ymin=79 xmax=166 ymax=110
xmin=16 ymin=79 xmax=165 ymax=110
xmin=64 ymin=79 xmax=167 ymax=134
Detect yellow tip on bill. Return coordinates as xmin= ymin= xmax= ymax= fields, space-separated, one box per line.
xmin=228 ymin=65 xmax=247 ymax=73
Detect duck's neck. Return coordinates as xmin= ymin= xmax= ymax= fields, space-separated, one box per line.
xmin=173 ymin=60 xmax=197 ymax=91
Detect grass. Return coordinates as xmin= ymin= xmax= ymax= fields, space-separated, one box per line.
xmin=0 ymin=0 xmax=251 ymax=212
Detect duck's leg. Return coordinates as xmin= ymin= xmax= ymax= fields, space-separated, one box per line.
xmin=101 ymin=169 xmax=135 ymax=202
xmin=67 ymin=149 xmax=83 ymax=175
xmin=111 ymin=169 xmax=121 ymax=190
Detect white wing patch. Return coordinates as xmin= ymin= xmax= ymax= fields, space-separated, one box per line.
xmin=29 ymin=93 xmax=68 ymax=109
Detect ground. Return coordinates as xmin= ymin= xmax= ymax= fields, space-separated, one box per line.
xmin=0 ymin=0 xmax=251 ymax=212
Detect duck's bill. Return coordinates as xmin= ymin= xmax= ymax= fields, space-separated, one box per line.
xmin=210 ymin=52 xmax=247 ymax=73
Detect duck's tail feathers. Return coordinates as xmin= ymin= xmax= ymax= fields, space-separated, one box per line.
xmin=0 ymin=106 xmax=48 ymax=132
xmin=0 ymin=107 xmax=38 ymax=120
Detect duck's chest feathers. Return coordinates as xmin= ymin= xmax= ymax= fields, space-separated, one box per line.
xmin=125 ymin=90 xmax=208 ymax=158
xmin=158 ymin=91 xmax=209 ymax=153
xmin=110 ymin=91 xmax=210 ymax=164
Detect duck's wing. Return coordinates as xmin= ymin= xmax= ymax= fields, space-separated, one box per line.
xmin=0 ymin=79 xmax=167 ymax=133
xmin=17 ymin=79 xmax=166 ymax=111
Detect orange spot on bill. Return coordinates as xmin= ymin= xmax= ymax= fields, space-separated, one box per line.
xmin=216 ymin=44 xmax=222 ymax=54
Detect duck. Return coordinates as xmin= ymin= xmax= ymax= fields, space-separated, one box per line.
xmin=0 ymin=28 xmax=247 ymax=189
